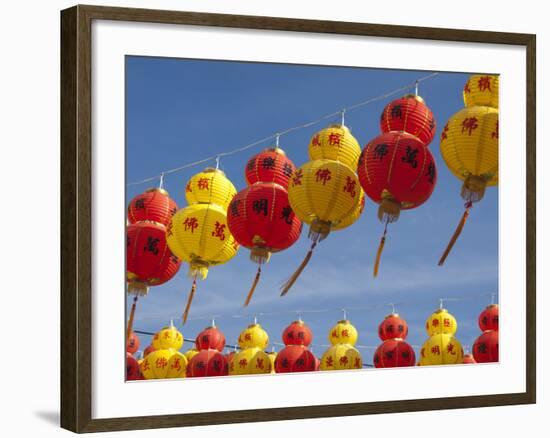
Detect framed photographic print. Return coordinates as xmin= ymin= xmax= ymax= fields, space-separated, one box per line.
xmin=60 ymin=4 xmax=536 ymax=433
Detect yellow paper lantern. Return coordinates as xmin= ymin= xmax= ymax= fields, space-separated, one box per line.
xmin=425 ymin=308 xmax=458 ymax=336
xmin=185 ymin=168 xmax=237 ymax=209
xmin=152 ymin=324 xmax=184 ymax=350
xmin=331 ymin=188 xmax=366 ymax=231
xmin=237 ymin=323 xmax=270 ymax=350
xmin=308 ymin=124 xmax=362 ymax=169
xmin=320 ymin=344 xmax=362 ymax=371
xmin=328 ymin=320 xmax=358 ymax=346
xmin=167 ymin=168 xmax=240 ymax=322
xmin=140 ymin=349 xmax=188 ymax=379
xmin=421 ymin=334 xmax=463 ymax=365
xmin=229 ymin=347 xmax=272 ymax=375
xmin=463 ymin=75 xmax=499 ymax=109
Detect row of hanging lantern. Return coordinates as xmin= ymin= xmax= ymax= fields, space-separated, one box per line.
xmin=125 ymin=74 xmax=499 ymax=323
xmin=126 ymin=303 xmax=499 ymax=380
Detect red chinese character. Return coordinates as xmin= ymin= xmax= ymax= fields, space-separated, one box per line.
xmin=166 ymin=222 xmax=173 ymax=237
xmin=211 ymin=221 xmax=226 ymax=240
xmin=420 ymin=347 xmax=425 ymax=358
xmin=311 ymin=134 xmax=321 ymax=146
xmin=343 ymin=176 xmax=356 ymax=197
xmin=184 ymin=217 xmax=199 ymax=233
xmin=492 ymin=121 xmax=499 ymax=139
xmin=163 ymin=331 xmax=170 ymax=339
xmin=432 ymin=319 xmax=439 ymax=327
xmin=447 ymin=343 xmax=456 ymax=354
xmin=239 ymin=358 xmax=248 ymax=368
xmin=153 ymin=334 xmax=159 ymax=340
xmin=443 ymin=318 xmax=451 ymax=327
xmin=464 ymin=82 xmax=471 ymax=94
xmin=431 ymin=346 xmax=441 ymax=355
xmin=339 ymin=356 xmax=349 ymax=365
xmin=462 ymin=117 xmax=479 ymax=135
xmin=171 ymin=358 xmax=181 ymax=370
xmin=256 ymin=358 xmax=264 ymax=369
xmin=142 ymin=360 xmax=150 ymax=371
xmin=354 ymin=357 xmax=361 ymax=368
xmin=341 ymin=329 xmax=349 ymax=338
xmin=292 ymin=169 xmax=303 ymax=186
xmin=244 ymin=333 xmax=252 ymax=341
xmin=197 ymin=178 xmax=209 ymax=190
xmin=326 ymin=356 xmax=334 ymax=367
xmin=478 ymin=76 xmax=492 ymax=91
xmin=328 ymin=133 xmax=342 ymax=146
xmin=441 ymin=122 xmax=449 ymax=141
xmin=331 ymin=330 xmax=338 ymax=339
xmin=156 ymin=357 xmax=168 ymax=369
xmin=186 ymin=182 xmax=192 ymax=193
xmin=315 ymin=168 xmax=332 ymax=185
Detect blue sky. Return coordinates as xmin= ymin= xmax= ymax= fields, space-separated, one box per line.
xmin=126 ymin=56 xmax=498 ymax=364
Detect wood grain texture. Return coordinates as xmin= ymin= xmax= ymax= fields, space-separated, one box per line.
xmin=60 ymin=4 xmax=536 ymax=433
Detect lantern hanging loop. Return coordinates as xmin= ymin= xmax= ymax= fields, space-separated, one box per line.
xmin=414 ymin=80 xmax=419 ymax=96
xmin=253 ymin=314 xmax=258 ymax=324
xmin=491 ymin=293 xmax=496 ymax=305
xmin=275 ymin=133 xmax=280 ymax=148
xmin=342 ymin=308 xmax=348 ymax=320
xmin=296 ymin=310 xmax=303 ymax=322
xmin=158 ymin=172 xmax=165 ymax=190
xmin=215 ymin=155 xmax=220 ymax=170
xmin=340 ymin=109 xmax=346 ymax=125
xmin=388 ymin=302 xmax=396 ymax=314
xmin=439 ymin=298 xmax=444 ymax=309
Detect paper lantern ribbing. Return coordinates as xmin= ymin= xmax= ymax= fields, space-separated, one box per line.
xmin=195 ymin=325 xmax=226 ymax=352
xmin=380 ymin=95 xmax=436 ymax=147
xmin=140 ymin=349 xmax=188 ymax=379
xmin=229 ymin=347 xmax=272 ymax=375
xmin=245 ymin=147 xmax=296 ymax=187
xmin=358 ymin=131 xmax=437 ymax=276
xmin=463 ymin=75 xmax=499 ymax=109
xmin=126 ymin=353 xmax=143 ymax=381
xmin=425 ymin=308 xmax=458 ymax=336
xmin=420 ymin=334 xmax=463 ymax=365
xmin=188 ymin=349 xmax=229 ymax=377
xmin=378 ymin=313 xmax=408 ymax=341
xmin=328 ymin=319 xmax=358 ymax=346
xmin=126 ymin=331 xmax=140 ymax=354
xmin=282 ymin=154 xmax=364 ymax=295
xmin=479 ymin=304 xmax=499 ymax=331
xmin=320 ymin=344 xmax=362 ymax=371
xmin=274 ymin=345 xmax=317 ymax=373
xmin=308 ymin=124 xmax=362 ymax=169
xmin=282 ymin=320 xmax=313 ymax=347
xmin=473 ymin=330 xmax=499 ymax=363
xmin=228 ymin=148 xmax=302 ymax=305
xmin=438 ymin=74 xmax=499 ymax=265
xmin=152 ymin=323 xmax=184 ymax=351
xmin=167 ymin=168 xmax=239 ymax=322
xmin=127 ymin=188 xmax=178 ymax=227
xmin=373 ymin=339 xmax=416 ymax=368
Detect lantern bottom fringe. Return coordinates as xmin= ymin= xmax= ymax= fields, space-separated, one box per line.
xmin=461 ymin=175 xmax=487 ymax=203
xmin=182 ymin=277 xmax=197 ymax=324
xmin=438 ymin=206 xmax=471 ymax=266
xmin=127 ymin=282 xmax=149 ymax=297
xmin=308 ymin=219 xmax=331 ymax=243
xmin=280 ymin=241 xmax=317 ymax=297
xmin=378 ymin=198 xmax=401 ymax=223
xmin=244 ymin=265 xmax=262 ymax=307
xmin=250 ymin=247 xmax=271 ymax=265
xmin=189 ymin=260 xmax=209 ymax=280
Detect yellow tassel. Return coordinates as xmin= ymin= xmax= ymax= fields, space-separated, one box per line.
xmin=182 ymin=277 xmax=197 ymax=324
xmin=126 ymin=295 xmax=138 ymax=342
xmin=438 ymin=208 xmax=470 ymax=266
xmin=373 ymin=236 xmax=386 ymax=278
xmin=280 ymin=242 xmax=317 ymax=296
xmin=244 ymin=265 xmax=262 ymax=307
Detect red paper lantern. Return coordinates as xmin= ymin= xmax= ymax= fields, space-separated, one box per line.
xmin=463 ymin=353 xmax=477 ymax=364
xmin=126 ymin=352 xmax=143 ymax=380
xmin=274 ymin=345 xmax=317 ymax=373
xmin=228 ymin=147 xmax=302 ymax=306
xmin=380 ymin=95 xmax=436 ymax=147
xmin=143 ymin=344 xmax=156 ymax=358
xmin=126 ymin=221 xmax=181 ymax=294
xmin=473 ymin=330 xmax=499 ymax=363
xmin=373 ymin=339 xmax=416 ymax=368
xmin=126 ymin=331 xmax=140 ymax=354
xmin=245 ymin=147 xmax=296 ymax=188
xmin=195 ymin=326 xmax=226 ymax=352
xmin=378 ymin=314 xmax=409 ymax=341
xmin=478 ymin=304 xmax=499 ymax=332
xmin=128 ymin=188 xmax=178 ymax=227
xmin=282 ymin=320 xmax=313 ymax=347
xmin=188 ymin=349 xmax=229 ymax=377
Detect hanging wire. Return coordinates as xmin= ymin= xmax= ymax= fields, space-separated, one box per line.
xmin=126 ymin=72 xmax=440 ymax=187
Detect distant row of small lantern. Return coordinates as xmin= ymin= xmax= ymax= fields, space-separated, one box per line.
xmin=125 ymin=74 xmax=499 ymax=326
xmin=126 ymin=304 xmax=499 ymax=380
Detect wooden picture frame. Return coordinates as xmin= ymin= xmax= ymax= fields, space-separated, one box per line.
xmin=60 ymin=4 xmax=536 ymax=433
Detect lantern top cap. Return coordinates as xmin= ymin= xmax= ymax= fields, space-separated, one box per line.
xmin=385 ymin=313 xmax=400 ymax=318
xmin=486 ymin=303 xmax=499 ymax=309
xmin=328 ymin=123 xmax=351 ymax=132
xmin=264 ymin=146 xmax=286 ymax=156
xmin=145 ymin=187 xmax=169 ymax=196
xmin=203 ymin=167 xmax=226 ymax=175
xmin=434 ymin=308 xmax=448 ymax=314
xmin=336 ymin=319 xmax=351 ymax=324
xmin=402 ymin=93 xmax=425 ymax=103
xmin=291 ymin=319 xmax=305 ymax=325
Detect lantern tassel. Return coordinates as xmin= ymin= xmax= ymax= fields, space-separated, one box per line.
xmin=244 ymin=265 xmax=262 ymax=307
xmin=373 ymin=221 xmax=389 ymax=278
xmin=182 ymin=275 xmax=198 ymax=324
xmin=126 ymin=295 xmax=138 ymax=343
xmin=438 ymin=203 xmax=472 ymax=266
xmin=280 ymin=242 xmax=317 ymax=297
